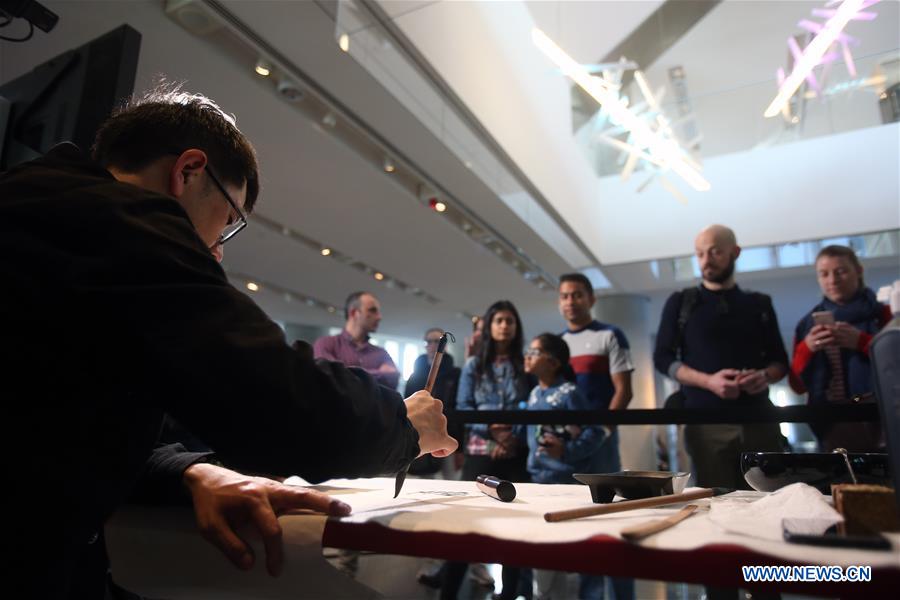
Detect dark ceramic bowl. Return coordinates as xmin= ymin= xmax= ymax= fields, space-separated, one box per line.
xmin=573 ymin=471 xmax=690 ymax=504
xmin=741 ymin=452 xmax=891 ymax=493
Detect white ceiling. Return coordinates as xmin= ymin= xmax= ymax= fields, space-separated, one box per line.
xmin=524 ymin=0 xmax=663 ymax=65
xmin=2 ymin=0 xmax=897 ymax=343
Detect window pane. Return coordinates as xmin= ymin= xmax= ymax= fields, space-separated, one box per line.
xmin=862 ymin=230 xmax=900 ymax=258
xmin=820 ymin=236 xmax=850 ymax=249
xmin=384 ymin=341 xmax=400 ymax=367
xmin=580 ymin=266 xmax=612 ymax=289
xmin=776 ymin=242 xmax=814 ymax=268
xmin=402 ymin=343 xmax=419 ymax=381
xmin=672 ymin=256 xmax=700 ymax=281
xmin=736 ymin=247 xmax=774 ymax=273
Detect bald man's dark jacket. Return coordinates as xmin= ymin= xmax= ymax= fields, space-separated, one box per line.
xmin=0 ymin=144 xmax=419 ymax=598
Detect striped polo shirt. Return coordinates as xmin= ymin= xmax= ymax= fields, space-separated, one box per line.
xmin=562 ymin=320 xmax=633 ymax=409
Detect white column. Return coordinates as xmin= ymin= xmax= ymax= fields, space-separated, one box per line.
xmin=593 ymin=293 xmax=657 ymax=471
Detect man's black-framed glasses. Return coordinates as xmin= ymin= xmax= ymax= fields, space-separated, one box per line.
xmin=205 ymin=165 xmax=247 ymax=246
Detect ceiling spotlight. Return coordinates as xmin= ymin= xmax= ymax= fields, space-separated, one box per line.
xmin=327 ymin=306 xmax=336 ymax=313
xmin=254 ymin=59 xmax=272 ymax=77
xmin=374 ymin=272 xmax=385 ymax=281
xmin=339 ymin=33 xmax=350 ymax=52
xmin=428 ymin=198 xmax=446 ymax=212
xmin=471 ymin=315 xmax=480 ymax=323
xmin=321 ymin=247 xmax=332 ymax=256
xmin=276 ymin=79 xmax=305 ymax=103
xmin=247 ymin=282 xmax=259 ymax=292
xmin=322 ymin=112 xmax=337 ymax=128
xmin=383 ymin=157 xmax=395 ymax=173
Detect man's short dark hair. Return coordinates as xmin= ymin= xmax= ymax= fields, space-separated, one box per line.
xmin=91 ymin=81 xmax=260 ymax=212
xmin=558 ymin=273 xmax=594 ymax=295
xmin=344 ymin=291 xmax=368 ymax=321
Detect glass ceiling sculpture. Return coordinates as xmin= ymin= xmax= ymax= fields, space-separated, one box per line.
xmin=765 ymin=0 xmax=882 ymax=119
xmin=533 ymin=28 xmax=709 ymax=204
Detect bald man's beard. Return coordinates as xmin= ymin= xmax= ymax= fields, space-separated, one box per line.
xmin=704 ymin=256 xmax=736 ymax=284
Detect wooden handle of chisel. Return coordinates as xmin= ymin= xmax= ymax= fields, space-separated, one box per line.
xmin=620 ymin=504 xmax=698 ymax=541
xmin=544 ymin=488 xmax=715 ymax=523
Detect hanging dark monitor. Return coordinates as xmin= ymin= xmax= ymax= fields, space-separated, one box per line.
xmin=0 ymin=23 xmax=140 ymax=170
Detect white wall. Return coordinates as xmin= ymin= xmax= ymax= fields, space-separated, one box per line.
xmin=595 ymin=123 xmax=900 ymax=264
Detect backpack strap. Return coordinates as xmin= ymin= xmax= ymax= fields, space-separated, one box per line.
xmin=750 ymin=291 xmax=775 ymax=361
xmin=673 ymin=286 xmax=700 ymax=360
xmin=752 ymin=292 xmax=773 ymax=325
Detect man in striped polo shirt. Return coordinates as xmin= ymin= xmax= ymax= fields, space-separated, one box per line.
xmin=558 ymin=272 xmax=635 ymax=600
xmin=558 ymin=273 xmax=634 ymax=469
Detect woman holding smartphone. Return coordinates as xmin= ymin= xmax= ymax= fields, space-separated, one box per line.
xmin=791 ymin=245 xmax=892 ymax=450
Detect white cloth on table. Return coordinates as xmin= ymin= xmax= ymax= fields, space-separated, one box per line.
xmin=708 ymin=482 xmax=843 ymax=542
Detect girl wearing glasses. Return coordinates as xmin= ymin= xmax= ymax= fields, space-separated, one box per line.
xmin=524 ymin=333 xmax=609 ymax=600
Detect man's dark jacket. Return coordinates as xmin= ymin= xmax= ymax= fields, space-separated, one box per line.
xmin=0 ymin=144 xmax=419 ymax=598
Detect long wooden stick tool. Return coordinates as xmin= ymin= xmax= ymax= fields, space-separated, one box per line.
xmin=393 ymin=331 xmax=454 ymax=498
xmin=544 ymin=487 xmax=730 ymax=522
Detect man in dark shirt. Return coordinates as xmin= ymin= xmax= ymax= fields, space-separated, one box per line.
xmin=406 ymin=328 xmax=462 ymax=475
xmin=0 ymin=85 xmax=456 ymax=599
xmin=653 ymin=225 xmax=787 ymax=489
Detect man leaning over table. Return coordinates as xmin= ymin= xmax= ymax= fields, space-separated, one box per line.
xmin=0 ymin=82 xmax=456 ymax=600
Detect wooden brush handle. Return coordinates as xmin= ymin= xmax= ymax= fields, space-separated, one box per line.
xmin=620 ymin=504 xmax=698 ymax=541
xmin=544 ymin=488 xmax=714 ymax=523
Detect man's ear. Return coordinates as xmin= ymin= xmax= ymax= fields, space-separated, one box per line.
xmin=168 ymin=149 xmax=208 ymax=199
xmin=732 ymin=245 xmax=742 ymax=260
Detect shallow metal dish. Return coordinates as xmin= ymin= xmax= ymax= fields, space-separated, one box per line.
xmin=573 ymin=471 xmax=691 ymax=504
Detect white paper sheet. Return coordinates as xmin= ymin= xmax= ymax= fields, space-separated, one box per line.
xmin=293 ymin=478 xmax=899 ymax=568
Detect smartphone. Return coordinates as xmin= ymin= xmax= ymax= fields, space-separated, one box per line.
xmin=812 ymin=310 xmax=835 ymax=326
xmin=782 ymin=518 xmax=892 ymax=550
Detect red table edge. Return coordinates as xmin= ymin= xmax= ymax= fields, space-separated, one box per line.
xmin=323 ymin=520 xmax=899 ymax=597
